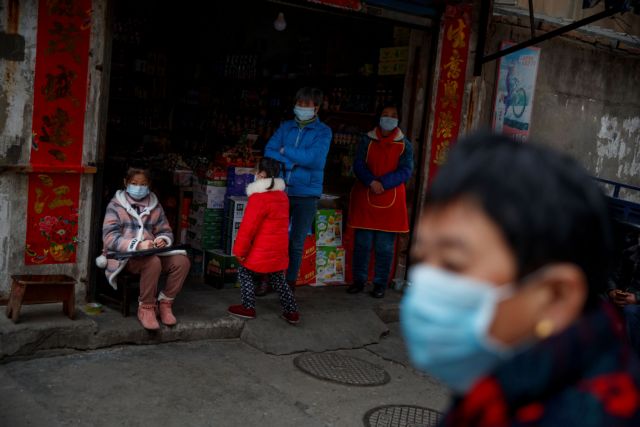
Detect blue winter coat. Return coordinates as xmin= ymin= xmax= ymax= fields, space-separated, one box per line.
xmin=264 ymin=119 xmax=332 ymax=197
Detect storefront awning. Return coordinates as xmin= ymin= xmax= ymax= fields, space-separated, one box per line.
xmin=363 ymin=0 xmax=442 ymax=17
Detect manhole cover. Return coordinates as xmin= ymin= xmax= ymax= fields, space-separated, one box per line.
xmin=293 ymin=353 xmax=390 ymax=386
xmin=364 ymin=405 xmax=443 ymax=427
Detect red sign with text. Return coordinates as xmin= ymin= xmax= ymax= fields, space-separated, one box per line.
xmin=427 ymin=4 xmax=472 ymax=184
xmin=25 ymin=0 xmax=91 ymax=265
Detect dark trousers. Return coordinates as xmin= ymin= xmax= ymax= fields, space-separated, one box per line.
xmin=623 ymin=304 xmax=640 ymax=356
xmin=286 ymin=196 xmax=318 ymax=283
xmin=352 ymin=229 xmax=396 ymax=288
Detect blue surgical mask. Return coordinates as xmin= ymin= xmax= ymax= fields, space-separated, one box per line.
xmin=379 ymin=117 xmax=398 ymax=131
xmin=126 ymin=184 xmax=150 ymax=200
xmin=400 ymin=265 xmax=514 ymax=393
xmin=294 ymin=106 xmax=316 ymax=122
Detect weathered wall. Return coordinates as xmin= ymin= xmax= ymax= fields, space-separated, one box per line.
xmin=0 ymin=0 xmax=108 ymax=300
xmin=475 ymin=20 xmax=640 ymax=195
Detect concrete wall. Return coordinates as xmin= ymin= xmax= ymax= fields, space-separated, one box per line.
xmin=474 ymin=19 xmax=640 ymax=197
xmin=0 ymin=0 xmax=108 ymax=300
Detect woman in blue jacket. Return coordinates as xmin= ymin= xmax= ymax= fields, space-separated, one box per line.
xmin=265 ymin=87 xmax=333 ymax=292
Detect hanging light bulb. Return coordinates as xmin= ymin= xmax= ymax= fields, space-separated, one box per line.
xmin=274 ymin=12 xmax=287 ymax=31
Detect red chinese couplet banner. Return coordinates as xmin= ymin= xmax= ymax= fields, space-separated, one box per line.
xmin=427 ymin=3 xmax=472 ymax=184
xmin=25 ymin=0 xmax=91 ymax=265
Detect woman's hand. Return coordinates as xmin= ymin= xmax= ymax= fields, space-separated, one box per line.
xmin=153 ymin=238 xmax=167 ymax=249
xmin=610 ymin=290 xmax=638 ymax=307
xmin=370 ymin=180 xmax=385 ymax=195
xmin=138 ymin=240 xmax=154 ymax=250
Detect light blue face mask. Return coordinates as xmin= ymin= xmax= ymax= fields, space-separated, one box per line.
xmin=294 ymin=105 xmax=316 ymax=122
xmin=379 ymin=116 xmax=398 ymax=131
xmin=400 ymin=265 xmax=514 ymax=394
xmin=126 ymin=184 xmax=150 ymax=200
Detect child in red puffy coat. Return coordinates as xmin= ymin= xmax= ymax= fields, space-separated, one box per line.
xmin=227 ymin=157 xmax=300 ymax=324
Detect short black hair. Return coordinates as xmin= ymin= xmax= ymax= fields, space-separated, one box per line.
xmin=295 ymin=87 xmax=323 ymax=107
xmin=426 ymin=133 xmax=613 ymax=309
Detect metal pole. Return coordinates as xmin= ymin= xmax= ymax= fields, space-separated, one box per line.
xmin=473 ymin=0 xmax=491 ymax=76
xmin=482 ymin=6 xmax=623 ymax=64
xmin=528 ymin=0 xmax=535 ymax=38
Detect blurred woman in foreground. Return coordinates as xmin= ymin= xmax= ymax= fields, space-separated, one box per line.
xmin=401 ymin=134 xmax=640 ymax=426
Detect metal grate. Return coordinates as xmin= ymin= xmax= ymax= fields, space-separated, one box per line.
xmin=363 ymin=405 xmax=443 ymax=427
xmin=293 ymin=352 xmax=390 ymax=386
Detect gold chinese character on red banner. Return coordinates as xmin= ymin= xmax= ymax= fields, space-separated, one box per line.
xmin=444 ymin=49 xmax=463 ymax=80
xmin=442 ymin=80 xmax=459 ymax=108
xmin=436 ymin=111 xmax=454 ymax=139
xmin=434 ymin=140 xmax=451 ymax=165
xmin=447 ymin=18 xmax=467 ymax=49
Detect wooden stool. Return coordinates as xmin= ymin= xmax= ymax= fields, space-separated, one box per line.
xmin=6 ymin=275 xmax=76 ymax=323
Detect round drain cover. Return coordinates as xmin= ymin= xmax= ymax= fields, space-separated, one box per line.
xmin=364 ymin=405 xmax=443 ymax=427
xmin=293 ymin=353 xmax=390 ymax=386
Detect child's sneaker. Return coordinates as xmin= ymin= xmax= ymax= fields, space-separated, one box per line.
xmin=282 ymin=311 xmax=300 ymax=325
xmin=228 ymin=304 xmax=256 ymax=319
xmin=138 ymin=303 xmax=160 ymax=330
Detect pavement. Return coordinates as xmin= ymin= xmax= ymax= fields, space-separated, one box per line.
xmin=0 ymin=326 xmax=450 ymax=427
xmin=0 ymin=280 xmax=403 ymax=361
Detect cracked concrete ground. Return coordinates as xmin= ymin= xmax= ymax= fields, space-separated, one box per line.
xmin=1 ymin=283 xmax=401 ymax=361
xmin=0 ymin=323 xmax=451 ymax=427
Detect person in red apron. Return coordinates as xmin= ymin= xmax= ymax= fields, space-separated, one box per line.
xmin=347 ymin=105 xmax=414 ymax=298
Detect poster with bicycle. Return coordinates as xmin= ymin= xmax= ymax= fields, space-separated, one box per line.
xmin=492 ymin=42 xmax=541 ymax=142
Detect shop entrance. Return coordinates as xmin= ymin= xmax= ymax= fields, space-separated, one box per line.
xmin=92 ymin=0 xmax=434 ymax=297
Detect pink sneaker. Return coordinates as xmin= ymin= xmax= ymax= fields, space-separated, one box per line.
xmin=138 ymin=304 xmax=160 ymax=330
xmin=228 ymin=304 xmax=256 ymax=319
xmin=159 ymin=300 xmax=177 ymax=326
xmin=282 ymin=311 xmax=300 ymax=325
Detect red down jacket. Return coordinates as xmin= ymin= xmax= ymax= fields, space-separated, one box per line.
xmin=233 ymin=178 xmax=289 ymax=273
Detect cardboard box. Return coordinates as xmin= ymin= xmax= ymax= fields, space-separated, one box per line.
xmin=193 ymin=185 xmax=226 ymax=210
xmin=226 ymin=167 xmax=254 ymax=197
xmin=296 ymin=234 xmax=317 ymax=286
xmin=227 ymin=196 xmax=249 ymax=221
xmin=173 ymin=169 xmax=194 ymax=187
xmin=223 ymin=219 xmax=243 ymax=254
xmin=378 ymin=61 xmax=408 ymax=76
xmin=205 ymin=249 xmax=240 ymax=288
xmin=379 ymin=46 xmax=409 ymax=63
xmin=315 ymin=209 xmax=343 ymax=246
xmin=315 ymin=246 xmax=346 ymax=285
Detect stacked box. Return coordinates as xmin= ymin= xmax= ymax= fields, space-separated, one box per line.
xmin=314 ymin=246 xmax=346 ymax=285
xmin=315 ymin=209 xmax=343 ymax=246
xmin=224 ymin=196 xmax=248 ymax=254
xmin=314 ymin=209 xmax=344 ymax=285
xmin=173 ymin=169 xmax=194 ymax=187
xmin=187 ymin=179 xmax=227 ymax=252
xmin=205 ymin=250 xmax=240 ymax=289
xmin=295 ymin=234 xmax=317 ymax=286
xmin=378 ymin=46 xmax=409 ymax=76
xmin=226 ymin=167 xmax=254 ymax=197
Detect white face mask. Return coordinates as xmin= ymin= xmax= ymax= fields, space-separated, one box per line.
xmin=401 ymin=265 xmax=515 ymax=393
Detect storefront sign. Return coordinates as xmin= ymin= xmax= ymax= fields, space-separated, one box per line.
xmin=25 ymin=0 xmax=91 ymax=265
xmin=427 ymin=3 xmax=472 ymax=184
xmin=307 ymin=0 xmax=362 ymax=11
xmin=491 ymin=42 xmax=541 ymax=142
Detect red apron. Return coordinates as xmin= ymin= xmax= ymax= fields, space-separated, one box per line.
xmin=349 ymin=129 xmax=409 ymax=233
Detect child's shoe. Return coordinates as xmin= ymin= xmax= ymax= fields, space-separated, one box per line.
xmin=159 ymin=300 xmax=177 ymax=326
xmin=282 ymin=311 xmax=300 ymax=325
xmin=228 ymin=304 xmax=256 ymax=319
xmin=138 ymin=303 xmax=160 ymax=330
